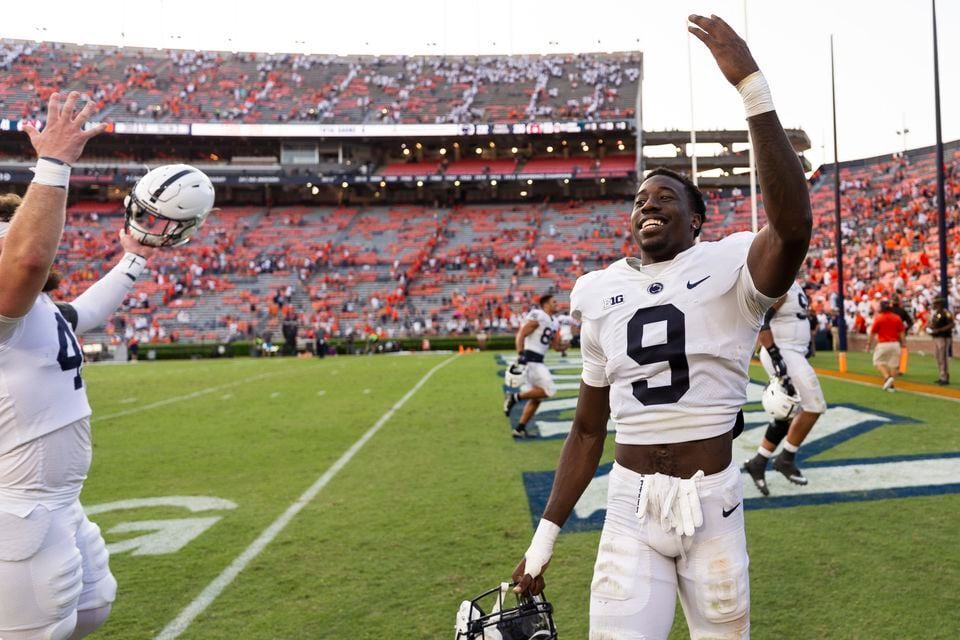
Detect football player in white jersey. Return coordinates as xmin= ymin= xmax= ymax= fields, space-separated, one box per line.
xmin=554 ymin=310 xmax=579 ymax=357
xmin=510 ymin=16 xmax=812 ymax=639
xmin=504 ymin=294 xmax=560 ymax=438
xmin=744 ymin=282 xmax=826 ymax=493
xmin=0 ymin=92 xmax=158 ymax=640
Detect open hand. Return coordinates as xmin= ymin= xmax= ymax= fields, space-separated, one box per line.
xmin=688 ymin=15 xmax=759 ymax=87
xmin=24 ymin=91 xmax=107 ymax=165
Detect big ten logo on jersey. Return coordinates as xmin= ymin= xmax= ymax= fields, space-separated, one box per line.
xmin=84 ymin=496 xmax=236 ymax=556
xmin=602 ymin=294 xmax=624 ymax=310
xmin=516 ymin=378 xmax=960 ymax=532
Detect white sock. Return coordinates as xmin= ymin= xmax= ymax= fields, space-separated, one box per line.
xmin=783 ymin=441 xmax=799 ymax=454
xmin=757 ymin=445 xmax=774 ymax=458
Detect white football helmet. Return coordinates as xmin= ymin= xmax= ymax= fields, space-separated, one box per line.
xmin=455 ymin=583 xmax=557 ymax=640
xmin=504 ymin=361 xmax=527 ymax=388
xmin=762 ymin=376 xmax=802 ymax=421
xmin=124 ymin=164 xmax=215 ymax=247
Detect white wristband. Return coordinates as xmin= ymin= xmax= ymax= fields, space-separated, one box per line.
xmin=523 ymin=518 xmax=561 ymax=579
xmin=736 ymin=71 xmax=775 ymax=119
xmin=118 ymin=252 xmax=147 ymax=281
xmin=30 ymin=157 xmax=72 ymax=188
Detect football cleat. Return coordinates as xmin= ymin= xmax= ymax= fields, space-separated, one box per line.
xmin=772 ymin=453 xmax=808 ymax=486
xmin=124 ymin=164 xmax=215 ymax=247
xmin=455 ymin=582 xmax=557 ymax=640
xmin=742 ymin=455 xmax=770 ymax=496
xmin=883 ymin=377 xmax=895 ymax=391
xmin=511 ymin=427 xmax=527 ymax=439
xmin=503 ymin=392 xmax=518 ymax=417
xmin=762 ymin=376 xmax=802 ymax=421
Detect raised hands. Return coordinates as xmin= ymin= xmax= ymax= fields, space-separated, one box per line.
xmin=688 ymin=14 xmax=760 ymax=87
xmin=23 ymin=91 xmax=107 ymax=165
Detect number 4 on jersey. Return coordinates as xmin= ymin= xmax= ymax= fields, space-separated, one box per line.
xmin=55 ymin=312 xmax=83 ymax=390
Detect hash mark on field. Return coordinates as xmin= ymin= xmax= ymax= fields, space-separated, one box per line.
xmin=362 ymin=389 xmax=371 ymax=394
xmin=154 ymin=355 xmax=458 ymax=640
xmin=93 ymin=372 xmax=282 ymax=423
xmin=270 ymin=392 xmax=281 ymax=398
xmin=317 ymin=390 xmax=326 ymax=396
xmin=118 ymin=397 xmax=137 ymax=404
xmin=221 ymin=394 xmax=234 ymax=400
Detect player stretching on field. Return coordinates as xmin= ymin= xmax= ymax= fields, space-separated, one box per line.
xmin=510 ymin=16 xmax=811 ymax=639
xmin=504 ymin=294 xmax=560 ymax=438
xmin=0 ymin=92 xmax=157 ymax=640
xmin=743 ymin=281 xmax=827 ymax=494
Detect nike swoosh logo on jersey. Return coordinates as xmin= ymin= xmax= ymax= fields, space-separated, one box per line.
xmin=687 ymin=276 xmax=711 ymax=289
xmin=722 ymin=503 xmax=741 ymax=518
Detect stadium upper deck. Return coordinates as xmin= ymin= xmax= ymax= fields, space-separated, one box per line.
xmin=0 ymin=40 xmax=640 ymax=126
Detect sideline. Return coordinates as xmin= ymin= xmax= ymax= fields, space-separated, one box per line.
xmin=154 ymin=354 xmax=458 ymax=640
xmin=812 ymin=366 xmax=960 ymax=403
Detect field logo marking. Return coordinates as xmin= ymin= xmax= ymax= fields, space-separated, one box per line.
xmin=492 ymin=356 xmax=960 ymax=528
xmin=154 ymin=355 xmax=458 ymax=640
xmin=85 ymin=496 xmax=237 ymax=556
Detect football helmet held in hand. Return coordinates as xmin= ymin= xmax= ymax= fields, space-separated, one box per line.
xmin=455 ymin=583 xmax=557 ymax=640
xmin=124 ymin=164 xmax=215 ymax=247
xmin=504 ymin=361 xmax=527 ymax=388
xmin=762 ymin=376 xmax=801 ymax=421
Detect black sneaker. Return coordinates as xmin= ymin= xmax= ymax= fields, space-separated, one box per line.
xmin=512 ymin=427 xmax=527 ymax=439
xmin=742 ymin=455 xmax=770 ymax=496
xmin=772 ymin=453 xmax=808 ymax=486
xmin=503 ymin=392 xmax=518 ymax=416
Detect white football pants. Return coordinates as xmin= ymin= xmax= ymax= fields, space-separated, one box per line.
xmin=590 ymin=461 xmax=750 ymax=640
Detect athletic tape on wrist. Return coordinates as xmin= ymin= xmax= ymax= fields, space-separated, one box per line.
xmin=30 ymin=157 xmax=72 ymax=188
xmin=119 ymin=252 xmax=147 ymax=281
xmin=736 ymin=71 xmax=775 ymax=119
xmin=523 ymin=519 xmax=561 ymax=578
xmin=0 ymin=221 xmax=8 ymax=239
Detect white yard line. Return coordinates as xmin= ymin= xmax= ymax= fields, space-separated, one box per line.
xmin=92 ymin=371 xmax=283 ymax=423
xmin=154 ymin=355 xmax=458 ymax=640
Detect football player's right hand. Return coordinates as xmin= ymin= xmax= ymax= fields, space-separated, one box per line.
xmin=24 ymin=92 xmax=107 ymax=165
xmin=512 ymin=557 xmax=548 ymax=596
xmin=767 ymin=345 xmax=788 ymax=378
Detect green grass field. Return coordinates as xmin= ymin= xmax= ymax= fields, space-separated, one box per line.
xmin=79 ymin=351 xmax=960 ymax=639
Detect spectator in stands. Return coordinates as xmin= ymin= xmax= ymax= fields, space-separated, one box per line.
xmin=926 ymin=297 xmax=955 ymax=385
xmin=866 ymin=299 xmax=905 ymax=392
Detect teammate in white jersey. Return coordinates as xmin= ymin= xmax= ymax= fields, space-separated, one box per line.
xmin=504 ymin=294 xmax=560 ymax=438
xmin=510 ymin=16 xmax=812 ymax=639
xmin=554 ymin=311 xmax=579 ymax=357
xmin=744 ymin=282 xmax=826 ymax=493
xmin=0 ymin=92 xmax=157 ymax=640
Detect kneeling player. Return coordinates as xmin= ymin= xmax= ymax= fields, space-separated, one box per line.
xmin=504 ymin=294 xmax=559 ymax=438
xmin=744 ymin=282 xmax=826 ymax=493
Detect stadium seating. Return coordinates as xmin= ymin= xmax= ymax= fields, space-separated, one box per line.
xmin=0 ymin=41 xmax=639 ymax=125
xmin=53 ymin=142 xmax=959 ymax=348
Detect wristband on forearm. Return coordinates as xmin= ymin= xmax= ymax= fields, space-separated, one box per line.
xmin=31 ymin=157 xmax=72 ymax=189
xmin=523 ymin=518 xmax=560 ymax=578
xmin=736 ymin=71 xmax=775 ymax=119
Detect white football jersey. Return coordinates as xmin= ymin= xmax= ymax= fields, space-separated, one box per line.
xmin=767 ymin=282 xmax=812 ymax=353
xmin=0 ymin=294 xmax=91 ymax=456
xmin=522 ymin=308 xmax=559 ymax=357
xmin=571 ymin=232 xmax=776 ymax=445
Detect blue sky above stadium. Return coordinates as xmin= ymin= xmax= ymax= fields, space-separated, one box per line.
xmin=4 ymin=0 xmax=957 ymax=171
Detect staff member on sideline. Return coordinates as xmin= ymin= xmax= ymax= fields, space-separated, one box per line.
xmin=866 ymin=299 xmax=905 ymax=392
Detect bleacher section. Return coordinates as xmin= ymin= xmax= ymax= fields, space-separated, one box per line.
xmin=0 ymin=41 xmax=639 ymax=125
xmin=52 ymin=144 xmax=959 ymax=349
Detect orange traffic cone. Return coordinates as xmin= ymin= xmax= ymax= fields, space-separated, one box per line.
xmin=458 ymin=344 xmax=465 ymax=354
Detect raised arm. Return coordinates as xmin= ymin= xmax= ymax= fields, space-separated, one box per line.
xmin=0 ymin=92 xmax=105 ymax=318
xmin=689 ymin=15 xmax=812 ymax=298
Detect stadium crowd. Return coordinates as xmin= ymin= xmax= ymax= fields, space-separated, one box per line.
xmin=0 ymin=40 xmax=639 ymax=125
